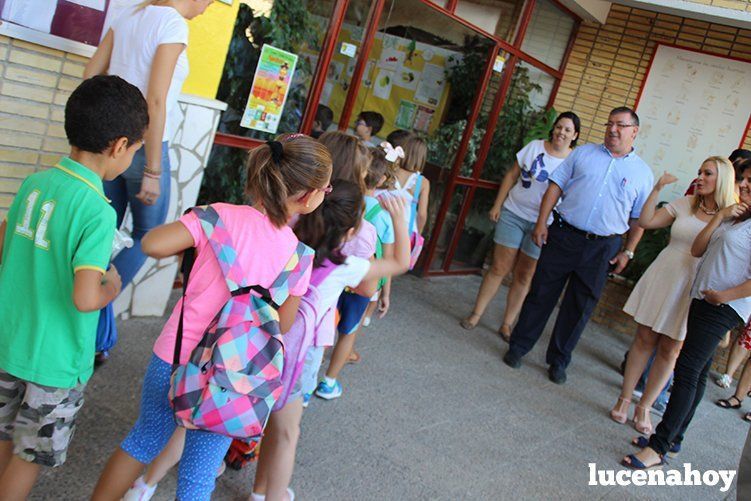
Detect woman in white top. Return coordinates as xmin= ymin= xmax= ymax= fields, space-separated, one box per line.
xmin=84 ymin=0 xmax=212 ymax=288
xmin=461 ymin=112 xmax=579 ymax=341
xmin=611 ymin=157 xmax=737 ymax=434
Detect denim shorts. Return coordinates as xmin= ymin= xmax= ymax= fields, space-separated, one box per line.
xmin=493 ymin=207 xmax=541 ymax=259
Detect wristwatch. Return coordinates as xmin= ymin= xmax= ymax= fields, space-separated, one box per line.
xmin=623 ymin=249 xmax=635 ymax=259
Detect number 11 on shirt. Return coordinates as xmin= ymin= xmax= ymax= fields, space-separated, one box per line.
xmin=14 ymin=190 xmax=56 ymax=250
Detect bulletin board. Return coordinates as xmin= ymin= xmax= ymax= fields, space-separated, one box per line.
xmin=1 ymin=0 xmax=110 ymax=45
xmin=310 ymin=22 xmax=460 ymax=137
xmin=635 ymin=44 xmax=751 ymax=200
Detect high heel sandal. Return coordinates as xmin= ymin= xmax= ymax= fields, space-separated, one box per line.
xmin=498 ymin=324 xmax=512 ymax=343
xmin=633 ymin=405 xmax=653 ymax=434
xmin=460 ymin=313 xmax=480 ymax=330
xmin=610 ymin=397 xmax=631 ymax=424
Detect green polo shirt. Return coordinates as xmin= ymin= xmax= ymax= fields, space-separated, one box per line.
xmin=0 ymin=157 xmax=116 ymax=388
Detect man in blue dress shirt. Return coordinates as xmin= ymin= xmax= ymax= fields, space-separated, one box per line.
xmin=503 ymin=107 xmax=654 ymax=384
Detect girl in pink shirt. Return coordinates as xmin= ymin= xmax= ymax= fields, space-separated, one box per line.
xmin=251 ymin=180 xmax=411 ymax=501
xmin=93 ymin=135 xmax=332 ymax=501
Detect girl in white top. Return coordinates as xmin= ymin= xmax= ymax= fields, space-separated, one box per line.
xmin=461 ymin=112 xmax=579 ymax=340
xmin=84 ymin=0 xmax=212 ymax=289
xmin=611 ymin=157 xmax=737 ymax=434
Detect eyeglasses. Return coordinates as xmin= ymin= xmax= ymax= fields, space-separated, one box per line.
xmin=604 ymin=122 xmax=637 ymax=129
xmin=322 ymin=183 xmax=333 ymax=195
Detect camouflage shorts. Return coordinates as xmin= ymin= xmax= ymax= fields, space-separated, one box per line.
xmin=0 ymin=370 xmax=86 ymax=467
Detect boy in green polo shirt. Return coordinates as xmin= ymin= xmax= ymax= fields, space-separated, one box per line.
xmin=0 ymin=75 xmax=148 ymax=498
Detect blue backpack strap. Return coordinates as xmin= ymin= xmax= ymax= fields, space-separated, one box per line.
xmin=409 ymin=174 xmax=423 ymax=234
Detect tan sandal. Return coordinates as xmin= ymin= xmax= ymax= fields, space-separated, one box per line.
xmin=498 ymin=324 xmax=512 ymax=343
xmin=610 ymin=396 xmax=630 ymax=424
xmin=460 ymin=313 xmax=480 ymax=330
xmin=633 ymin=405 xmax=653 ymax=434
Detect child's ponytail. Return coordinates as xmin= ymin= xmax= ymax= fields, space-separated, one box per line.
xmin=245 ymin=135 xmax=332 ymax=228
xmin=294 ymin=180 xmax=364 ymax=267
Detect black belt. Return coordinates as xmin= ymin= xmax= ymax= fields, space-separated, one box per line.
xmin=553 ymin=212 xmax=617 ymax=241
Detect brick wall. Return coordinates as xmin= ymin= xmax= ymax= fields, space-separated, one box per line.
xmin=553 ymin=3 xmax=751 ymax=148
xmin=0 ymin=36 xmax=87 ymax=218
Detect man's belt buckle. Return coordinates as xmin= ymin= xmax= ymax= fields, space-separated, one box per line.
xmin=585 ymin=232 xmax=599 ymax=240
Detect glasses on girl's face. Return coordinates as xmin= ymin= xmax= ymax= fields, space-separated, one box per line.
xmin=322 ymin=184 xmax=333 ymax=195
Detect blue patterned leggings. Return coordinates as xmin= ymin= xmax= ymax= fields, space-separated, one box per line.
xmin=121 ymin=355 xmax=232 ymax=500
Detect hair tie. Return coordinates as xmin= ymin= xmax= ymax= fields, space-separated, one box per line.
xmin=380 ymin=142 xmax=405 ymax=163
xmin=267 ymin=140 xmax=284 ymax=165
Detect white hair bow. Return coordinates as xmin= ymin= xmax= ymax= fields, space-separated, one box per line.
xmin=380 ymin=141 xmax=405 ymax=163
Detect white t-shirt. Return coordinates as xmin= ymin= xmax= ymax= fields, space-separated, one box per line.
xmin=314 ymin=256 xmax=371 ymax=347
xmin=108 ymin=5 xmax=189 ymax=141
xmin=503 ymin=139 xmax=568 ymax=223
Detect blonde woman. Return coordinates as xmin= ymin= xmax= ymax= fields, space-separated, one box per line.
xmin=85 ymin=0 xmax=213 ymax=289
xmin=611 ymin=157 xmax=737 ymax=434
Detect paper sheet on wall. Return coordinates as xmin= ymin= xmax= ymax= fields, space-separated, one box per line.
xmin=2 ymin=0 xmax=56 ymax=32
xmin=415 ymin=63 xmax=445 ymax=106
xmin=240 ymin=45 xmax=298 ymax=134
xmin=373 ymin=69 xmax=394 ymax=100
xmin=394 ymin=64 xmax=419 ymax=91
xmin=413 ymin=106 xmax=434 ymax=133
xmin=378 ymin=47 xmax=404 ymax=71
xmin=635 ymin=45 xmax=751 ymax=200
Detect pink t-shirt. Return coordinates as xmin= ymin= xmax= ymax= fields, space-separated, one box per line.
xmin=153 ymin=204 xmax=312 ymax=364
xmin=340 ymin=219 xmax=377 ymax=259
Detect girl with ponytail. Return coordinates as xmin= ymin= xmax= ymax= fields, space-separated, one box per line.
xmin=93 ymin=135 xmax=332 ymax=501
xmin=250 ymin=180 xmax=412 ymax=501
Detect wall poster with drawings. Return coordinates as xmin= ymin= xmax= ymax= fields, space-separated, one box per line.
xmin=635 ymin=44 xmax=751 ymax=201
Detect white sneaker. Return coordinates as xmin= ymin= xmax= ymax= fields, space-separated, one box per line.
xmin=250 ymin=488 xmax=294 ymax=501
xmin=716 ymin=373 xmax=732 ymax=388
xmin=123 ymin=476 xmax=157 ymax=501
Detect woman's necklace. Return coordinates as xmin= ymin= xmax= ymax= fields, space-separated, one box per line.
xmin=699 ymin=197 xmax=718 ymax=215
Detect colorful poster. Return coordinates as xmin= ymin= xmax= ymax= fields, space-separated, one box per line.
xmin=395 ymin=100 xmax=417 ymax=129
xmin=240 ymin=45 xmax=298 ymax=134
xmin=413 ymin=106 xmax=435 ymax=133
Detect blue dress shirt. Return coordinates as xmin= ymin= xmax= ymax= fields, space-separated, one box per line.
xmin=548 ymin=143 xmax=654 ymax=236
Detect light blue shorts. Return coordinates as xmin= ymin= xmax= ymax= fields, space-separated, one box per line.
xmin=493 ymin=207 xmax=541 ymax=259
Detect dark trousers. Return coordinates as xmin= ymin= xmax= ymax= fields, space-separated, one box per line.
xmin=508 ymin=223 xmax=621 ymax=368
xmin=648 ymin=299 xmax=742 ymax=455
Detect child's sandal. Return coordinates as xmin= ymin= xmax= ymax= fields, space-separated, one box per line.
xmin=743 ymin=412 xmax=751 ymax=423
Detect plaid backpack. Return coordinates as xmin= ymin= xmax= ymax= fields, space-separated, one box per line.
xmin=169 ymin=206 xmax=313 ymax=441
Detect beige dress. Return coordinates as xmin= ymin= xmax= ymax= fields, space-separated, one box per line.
xmin=623 ymin=196 xmax=707 ymax=341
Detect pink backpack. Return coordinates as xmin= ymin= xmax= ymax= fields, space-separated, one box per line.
xmin=273 ymin=261 xmax=336 ymax=410
xmin=169 ymin=206 xmax=313 ymax=441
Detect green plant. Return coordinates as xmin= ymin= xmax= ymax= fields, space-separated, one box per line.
xmin=444 ymin=35 xmax=489 ymax=124
xmin=482 ymin=65 xmax=544 ymax=182
xmin=523 ymin=107 xmax=558 ymax=146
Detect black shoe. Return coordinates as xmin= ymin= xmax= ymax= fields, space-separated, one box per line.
xmin=503 ymin=351 xmax=521 ymax=369
xmin=548 ymin=365 xmax=567 ymax=384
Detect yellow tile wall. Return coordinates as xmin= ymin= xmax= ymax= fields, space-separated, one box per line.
xmin=553 ymin=4 xmax=751 ymax=148
xmin=685 ymin=0 xmax=751 ymax=12
xmin=0 ymin=36 xmax=89 ymax=218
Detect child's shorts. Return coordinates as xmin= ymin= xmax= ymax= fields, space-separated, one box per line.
xmin=337 ymin=290 xmax=370 ymax=335
xmin=493 ymin=207 xmax=541 ymax=259
xmin=0 ymin=369 xmax=86 ymax=467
